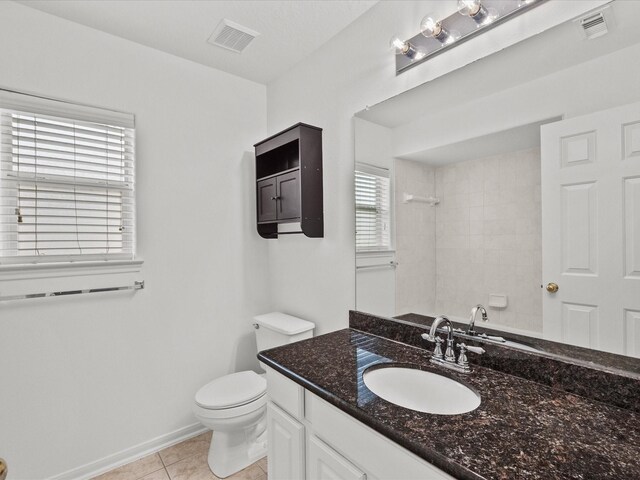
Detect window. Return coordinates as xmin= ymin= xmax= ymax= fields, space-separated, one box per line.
xmin=355 ymin=163 xmax=391 ymax=252
xmin=0 ymin=89 xmax=135 ymax=265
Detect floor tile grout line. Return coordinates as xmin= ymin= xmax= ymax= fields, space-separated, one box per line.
xmin=160 ymin=448 xmax=204 ymax=468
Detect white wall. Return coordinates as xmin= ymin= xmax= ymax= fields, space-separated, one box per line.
xmin=394 ymin=159 xmax=436 ymax=315
xmin=265 ymin=0 xmax=606 ymax=334
xmin=0 ymin=3 xmax=268 ymax=479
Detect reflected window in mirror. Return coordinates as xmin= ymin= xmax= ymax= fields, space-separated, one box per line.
xmin=355 ymin=163 xmax=391 ymax=252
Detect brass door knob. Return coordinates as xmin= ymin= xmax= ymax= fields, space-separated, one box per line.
xmin=546 ymin=282 xmax=559 ymax=293
xmin=0 ymin=458 xmax=7 ymax=480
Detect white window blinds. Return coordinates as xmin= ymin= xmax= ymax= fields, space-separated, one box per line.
xmin=0 ymin=90 xmax=135 ymax=264
xmin=355 ymin=163 xmax=391 ymax=252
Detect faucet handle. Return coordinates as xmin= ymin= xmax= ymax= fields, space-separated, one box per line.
xmin=456 ymin=343 xmax=469 ymax=367
xmin=466 ymin=345 xmax=485 ymax=355
xmin=456 ymin=343 xmax=485 ymax=368
xmin=422 ymin=333 xmax=444 ymax=359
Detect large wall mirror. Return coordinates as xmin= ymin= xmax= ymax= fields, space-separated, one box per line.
xmin=354 ymin=0 xmax=640 ymax=369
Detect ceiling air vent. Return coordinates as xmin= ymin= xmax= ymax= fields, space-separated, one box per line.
xmin=207 ymin=19 xmax=260 ymax=53
xmin=579 ymin=11 xmax=609 ymax=40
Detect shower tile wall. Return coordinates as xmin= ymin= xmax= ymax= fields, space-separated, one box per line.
xmin=394 ymin=158 xmax=437 ymax=315
xmin=434 ymin=148 xmax=542 ymax=332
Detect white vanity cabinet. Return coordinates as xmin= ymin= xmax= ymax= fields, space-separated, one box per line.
xmin=265 ymin=366 xmax=455 ymax=480
xmin=307 ymin=434 xmax=366 ymax=480
xmin=267 ymin=402 xmax=305 ymax=480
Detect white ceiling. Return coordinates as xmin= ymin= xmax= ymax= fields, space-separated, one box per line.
xmin=15 ymin=0 xmax=378 ymax=84
xmin=397 ymin=118 xmax=561 ymax=166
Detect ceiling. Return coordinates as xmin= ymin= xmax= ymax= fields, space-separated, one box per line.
xmin=15 ymin=0 xmax=378 ymax=84
xmin=397 ymin=118 xmax=561 ymax=166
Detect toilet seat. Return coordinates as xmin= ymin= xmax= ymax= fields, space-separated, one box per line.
xmin=194 ymin=393 xmax=267 ymax=420
xmin=195 ymin=371 xmax=266 ymax=410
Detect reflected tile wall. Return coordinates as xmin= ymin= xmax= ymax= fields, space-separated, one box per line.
xmin=434 ymin=148 xmax=542 ymax=332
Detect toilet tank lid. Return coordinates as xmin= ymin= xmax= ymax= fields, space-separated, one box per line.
xmin=254 ymin=312 xmax=315 ymax=335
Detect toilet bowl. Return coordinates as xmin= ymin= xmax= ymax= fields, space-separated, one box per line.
xmin=194 ymin=312 xmax=315 ymax=478
xmin=193 ymin=371 xmax=267 ymax=478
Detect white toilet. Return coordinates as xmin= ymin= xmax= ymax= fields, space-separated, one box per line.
xmin=193 ymin=312 xmax=315 ymax=478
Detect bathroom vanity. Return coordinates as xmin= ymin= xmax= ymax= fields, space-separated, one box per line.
xmin=264 ymin=360 xmax=454 ymax=480
xmin=258 ymin=315 xmax=640 ymax=480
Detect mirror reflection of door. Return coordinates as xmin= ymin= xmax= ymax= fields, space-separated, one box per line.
xmin=541 ymin=101 xmax=640 ymax=355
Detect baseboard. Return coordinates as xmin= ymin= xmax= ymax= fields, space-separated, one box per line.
xmin=48 ymin=423 xmax=208 ymax=480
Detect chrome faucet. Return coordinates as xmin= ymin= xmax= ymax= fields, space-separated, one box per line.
xmin=424 ymin=315 xmax=456 ymax=362
xmin=468 ymin=304 xmax=488 ymax=335
xmin=421 ymin=315 xmax=484 ymax=373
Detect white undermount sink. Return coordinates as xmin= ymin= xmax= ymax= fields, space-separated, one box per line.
xmin=363 ymin=366 xmax=481 ymax=415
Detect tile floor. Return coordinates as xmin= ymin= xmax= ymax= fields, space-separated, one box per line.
xmin=92 ymin=431 xmax=267 ymax=480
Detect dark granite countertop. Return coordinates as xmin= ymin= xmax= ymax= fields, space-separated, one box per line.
xmin=258 ymin=328 xmax=640 ymax=480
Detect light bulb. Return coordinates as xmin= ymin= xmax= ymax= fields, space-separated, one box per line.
xmin=457 ymin=0 xmax=497 ymax=26
xmin=389 ymin=35 xmax=406 ymax=51
xmin=420 ymin=16 xmax=439 ymax=37
xmin=458 ymin=0 xmax=483 ymax=17
xmin=389 ymin=34 xmax=418 ymax=59
xmin=420 ymin=15 xmax=453 ymax=44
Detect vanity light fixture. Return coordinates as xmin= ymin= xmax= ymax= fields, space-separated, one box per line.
xmin=393 ymin=0 xmax=546 ymax=75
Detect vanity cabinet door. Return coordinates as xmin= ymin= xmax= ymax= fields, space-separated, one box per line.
xmin=276 ymin=170 xmax=301 ymax=220
xmin=308 ymin=434 xmax=366 ymax=480
xmin=267 ymin=402 xmax=305 ymax=480
xmin=257 ymin=178 xmax=277 ymax=223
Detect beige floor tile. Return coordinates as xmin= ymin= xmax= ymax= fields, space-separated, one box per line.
xmin=255 ymin=457 xmax=268 ymax=473
xmin=166 ymin=452 xmax=218 ymax=480
xmin=160 ymin=431 xmax=212 ymax=467
xmin=141 ymin=469 xmax=170 ymax=480
xmin=228 ymin=464 xmax=265 ymax=480
xmin=91 ymin=453 xmax=164 ymax=480
xmin=256 ymin=457 xmax=267 ymax=474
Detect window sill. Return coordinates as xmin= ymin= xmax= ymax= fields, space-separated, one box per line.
xmin=0 ymin=259 xmax=144 ymax=281
xmin=356 ymin=250 xmax=396 ymax=257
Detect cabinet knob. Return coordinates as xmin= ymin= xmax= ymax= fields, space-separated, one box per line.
xmin=270 ymin=196 xmax=281 ymax=201
xmin=546 ymin=282 xmax=559 ymax=293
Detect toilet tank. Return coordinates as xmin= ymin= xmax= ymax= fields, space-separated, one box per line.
xmin=254 ymin=312 xmax=315 ymax=354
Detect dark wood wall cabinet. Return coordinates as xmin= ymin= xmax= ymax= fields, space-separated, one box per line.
xmin=254 ymin=123 xmax=323 ymax=239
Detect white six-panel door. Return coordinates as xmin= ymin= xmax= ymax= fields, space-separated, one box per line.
xmin=541 ymin=101 xmax=640 ymax=356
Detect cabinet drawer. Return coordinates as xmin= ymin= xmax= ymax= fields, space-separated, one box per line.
xmin=308 ymin=434 xmax=366 ymax=480
xmin=266 ymin=366 xmax=305 ymax=420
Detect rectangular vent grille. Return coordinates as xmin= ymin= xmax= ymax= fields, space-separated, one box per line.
xmin=580 ymin=12 xmax=608 ymax=40
xmin=208 ymin=19 xmax=259 ymax=53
